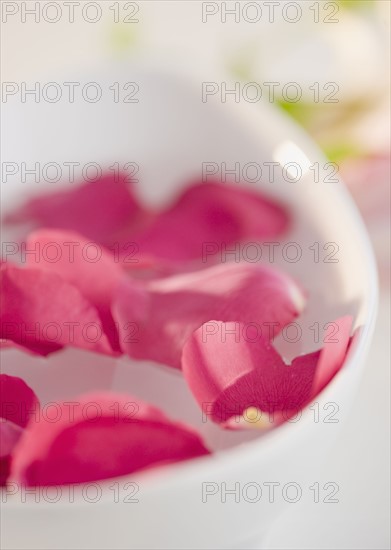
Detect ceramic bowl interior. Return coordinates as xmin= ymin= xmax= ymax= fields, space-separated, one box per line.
xmin=1 ymin=62 xmax=377 ymax=466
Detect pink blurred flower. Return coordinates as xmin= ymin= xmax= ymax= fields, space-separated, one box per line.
xmin=342 ymin=153 xmax=391 ymax=286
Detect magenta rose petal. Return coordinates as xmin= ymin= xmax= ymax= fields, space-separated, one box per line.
xmin=10 ymin=393 xmax=210 ymax=486
xmin=132 ymin=181 xmax=290 ymax=264
xmin=0 ymin=264 xmax=113 ymax=356
xmin=5 ymin=174 xmax=148 ymax=248
xmin=114 ymin=262 xmax=306 ymax=369
xmin=182 ymin=321 xmax=317 ymax=424
xmin=182 ymin=318 xmax=353 ymax=429
xmin=0 ymin=421 xmax=23 ymax=486
xmin=0 ymin=374 xmax=39 ymax=485
xmin=0 ymin=374 xmax=40 ymax=428
xmin=25 ymin=229 xmax=125 ymax=351
xmin=1 ymin=420 xmax=23 ymax=457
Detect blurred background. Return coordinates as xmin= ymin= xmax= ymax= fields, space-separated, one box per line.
xmin=2 ymin=1 xmax=390 ymax=548
xmin=3 ymin=0 xmax=390 ymax=282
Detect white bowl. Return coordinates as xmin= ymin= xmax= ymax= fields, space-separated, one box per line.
xmin=0 ymin=63 xmax=378 ymax=549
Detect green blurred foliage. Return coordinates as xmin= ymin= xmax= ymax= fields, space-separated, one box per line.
xmin=108 ymin=23 xmax=139 ymax=55
xmin=337 ymin=0 xmax=374 ymax=10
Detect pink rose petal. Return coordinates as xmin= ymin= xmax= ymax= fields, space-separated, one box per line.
xmin=25 ymin=230 xmax=125 ymax=351
xmin=0 ymin=456 xmax=11 ymax=486
xmin=11 ymin=393 xmax=210 ymax=486
xmin=182 ymin=318 xmax=352 ymax=427
xmin=132 ymin=181 xmax=290 ymax=264
xmin=0 ymin=265 xmax=113 ymax=356
xmin=0 ymin=374 xmax=39 ymax=485
xmin=6 ymin=174 xmax=148 ymax=248
xmin=182 ymin=321 xmax=316 ymax=423
xmin=1 ymin=420 xmax=23 ymax=458
xmin=0 ymin=374 xmax=40 ymax=428
xmin=114 ymin=262 xmax=305 ymax=368
xmin=0 ymin=339 xmax=43 ymax=356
